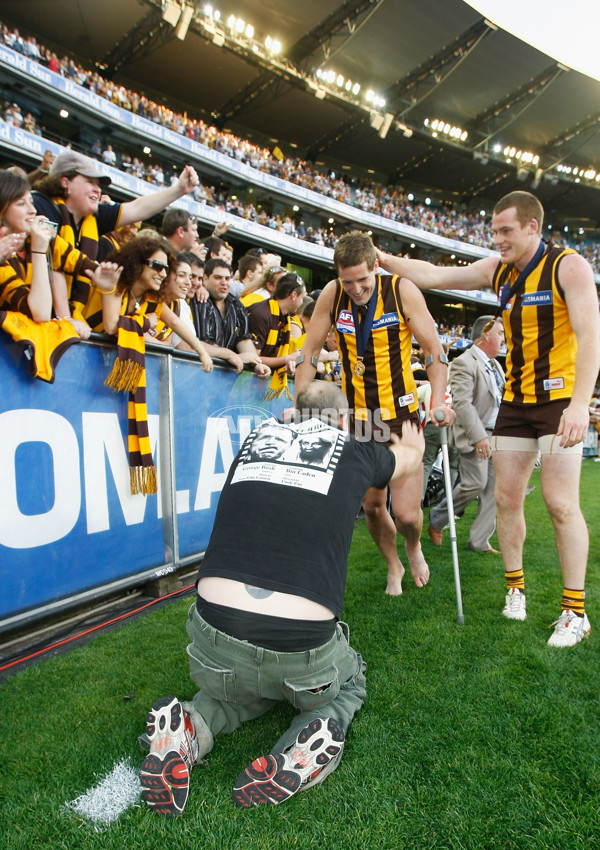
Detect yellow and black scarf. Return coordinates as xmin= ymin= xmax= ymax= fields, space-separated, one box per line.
xmin=259 ymin=299 xmax=292 ymax=401
xmin=104 ymin=297 xmax=163 ymax=495
xmin=53 ymin=197 xmax=100 ymax=321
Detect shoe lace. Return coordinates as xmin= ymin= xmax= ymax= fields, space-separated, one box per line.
xmin=549 ymin=610 xmax=573 ymax=630
xmin=508 ymin=589 xmax=523 ymax=608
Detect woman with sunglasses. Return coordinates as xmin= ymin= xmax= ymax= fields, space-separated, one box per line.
xmin=150 ymin=254 xmax=196 ymax=350
xmin=100 ymin=236 xmax=213 ymax=371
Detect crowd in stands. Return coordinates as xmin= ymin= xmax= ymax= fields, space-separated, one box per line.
xmin=1 ymin=20 xmax=599 ymax=273
xmin=2 ymin=99 xmax=42 ymax=135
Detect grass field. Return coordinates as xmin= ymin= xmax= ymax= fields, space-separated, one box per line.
xmin=1 ymin=462 xmax=598 ymax=849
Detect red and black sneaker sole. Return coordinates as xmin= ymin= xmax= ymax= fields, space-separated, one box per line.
xmin=140 ymin=749 xmax=190 ymax=817
xmin=232 ymin=753 xmax=301 ymax=807
xmin=232 ymin=718 xmax=345 ymax=808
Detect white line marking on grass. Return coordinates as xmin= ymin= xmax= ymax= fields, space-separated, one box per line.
xmin=65 ymin=757 xmax=141 ymax=828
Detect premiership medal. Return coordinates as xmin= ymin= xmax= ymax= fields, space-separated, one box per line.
xmin=351 ymin=285 xmax=377 ymax=381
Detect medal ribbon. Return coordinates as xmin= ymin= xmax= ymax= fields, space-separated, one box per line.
xmin=351 ymin=284 xmax=378 ymax=366
xmin=499 ymin=240 xmax=546 ymax=311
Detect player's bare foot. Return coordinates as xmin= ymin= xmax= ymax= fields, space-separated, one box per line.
xmin=385 ymin=563 xmax=405 ymax=596
xmin=405 ymin=544 xmax=430 ymax=587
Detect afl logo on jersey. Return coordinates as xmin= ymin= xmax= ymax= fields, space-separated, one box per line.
xmin=336 ymin=310 xmax=356 ymax=334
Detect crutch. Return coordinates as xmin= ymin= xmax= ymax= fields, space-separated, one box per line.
xmin=434 ymin=410 xmax=464 ymax=624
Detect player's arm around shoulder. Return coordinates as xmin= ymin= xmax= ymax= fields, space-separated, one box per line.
xmin=377 ymin=249 xmax=496 ymax=291
xmin=558 ymin=252 xmax=598 ymax=310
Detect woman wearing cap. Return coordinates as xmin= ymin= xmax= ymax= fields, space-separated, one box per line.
xmin=0 ymin=169 xmax=121 ymax=381
xmin=33 ymin=149 xmax=201 ymax=322
xmin=0 ymin=169 xmax=119 ymax=325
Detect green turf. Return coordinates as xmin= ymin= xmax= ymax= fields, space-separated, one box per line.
xmin=1 ymin=462 xmax=598 ymax=849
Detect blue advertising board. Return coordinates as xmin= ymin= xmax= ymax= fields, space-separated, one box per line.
xmin=0 ymin=334 xmax=289 ymax=626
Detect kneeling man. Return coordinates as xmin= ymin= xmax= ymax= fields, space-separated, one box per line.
xmin=139 ymin=381 xmax=423 ymax=815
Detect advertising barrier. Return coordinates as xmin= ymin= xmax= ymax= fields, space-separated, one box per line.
xmin=0 ymin=334 xmax=289 ymax=631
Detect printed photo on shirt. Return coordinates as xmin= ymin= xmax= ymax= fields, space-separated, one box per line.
xmin=231 ymin=418 xmax=347 ymax=494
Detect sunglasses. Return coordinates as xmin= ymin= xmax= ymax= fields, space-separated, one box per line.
xmin=143 ymin=259 xmax=170 ymax=273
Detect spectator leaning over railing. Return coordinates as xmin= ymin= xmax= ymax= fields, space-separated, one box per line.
xmin=194 ymin=256 xmax=270 ymax=378
xmin=247 ymin=272 xmax=306 ymax=400
xmin=32 ymin=150 xmax=201 ymax=323
xmin=100 ymin=236 xmax=213 ymax=495
xmin=150 ymin=252 xmax=197 ymax=351
xmin=0 ymin=169 xmax=120 ymax=380
xmin=99 ymin=236 xmax=212 ymax=369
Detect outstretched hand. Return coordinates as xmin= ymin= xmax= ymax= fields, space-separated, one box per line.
xmin=178 ymin=165 xmax=200 ymax=195
xmin=92 ymin=262 xmax=123 ymax=293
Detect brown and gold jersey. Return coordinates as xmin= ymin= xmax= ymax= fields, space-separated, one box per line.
xmin=492 ymin=244 xmax=577 ymax=404
xmin=331 ymin=274 xmax=417 ymax=428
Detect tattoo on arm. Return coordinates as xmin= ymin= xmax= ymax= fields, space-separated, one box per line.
xmin=244 ymin=584 xmax=274 ymax=599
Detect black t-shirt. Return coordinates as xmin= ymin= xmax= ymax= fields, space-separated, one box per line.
xmin=197 ymin=418 xmax=395 ymax=616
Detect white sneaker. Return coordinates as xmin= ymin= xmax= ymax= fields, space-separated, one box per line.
xmin=547 ymin=610 xmax=591 ymax=648
xmin=502 ymin=588 xmax=527 ymax=621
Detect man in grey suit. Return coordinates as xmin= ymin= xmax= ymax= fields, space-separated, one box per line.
xmin=428 ymin=315 xmax=505 ymax=553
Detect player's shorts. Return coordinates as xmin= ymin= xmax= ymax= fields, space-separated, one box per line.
xmin=492 ymin=399 xmax=583 ymax=455
xmin=351 ymin=408 xmax=420 ymax=442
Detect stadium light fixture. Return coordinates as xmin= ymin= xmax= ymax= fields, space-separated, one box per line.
xmin=175 ymin=4 xmax=194 ymax=40
xmin=162 ymin=1 xmax=181 ymax=26
xmin=425 ymin=118 xmax=468 ymax=142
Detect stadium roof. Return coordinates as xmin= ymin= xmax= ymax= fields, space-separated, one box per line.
xmin=3 ymin=0 xmax=600 ymax=234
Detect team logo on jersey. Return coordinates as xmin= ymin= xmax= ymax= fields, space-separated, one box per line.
xmin=543 ymin=377 xmax=565 ymax=391
xmin=521 ymin=291 xmax=553 ymax=306
xmin=336 ymin=310 xmax=355 ymax=334
xmin=398 ymin=392 xmax=415 ymax=407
